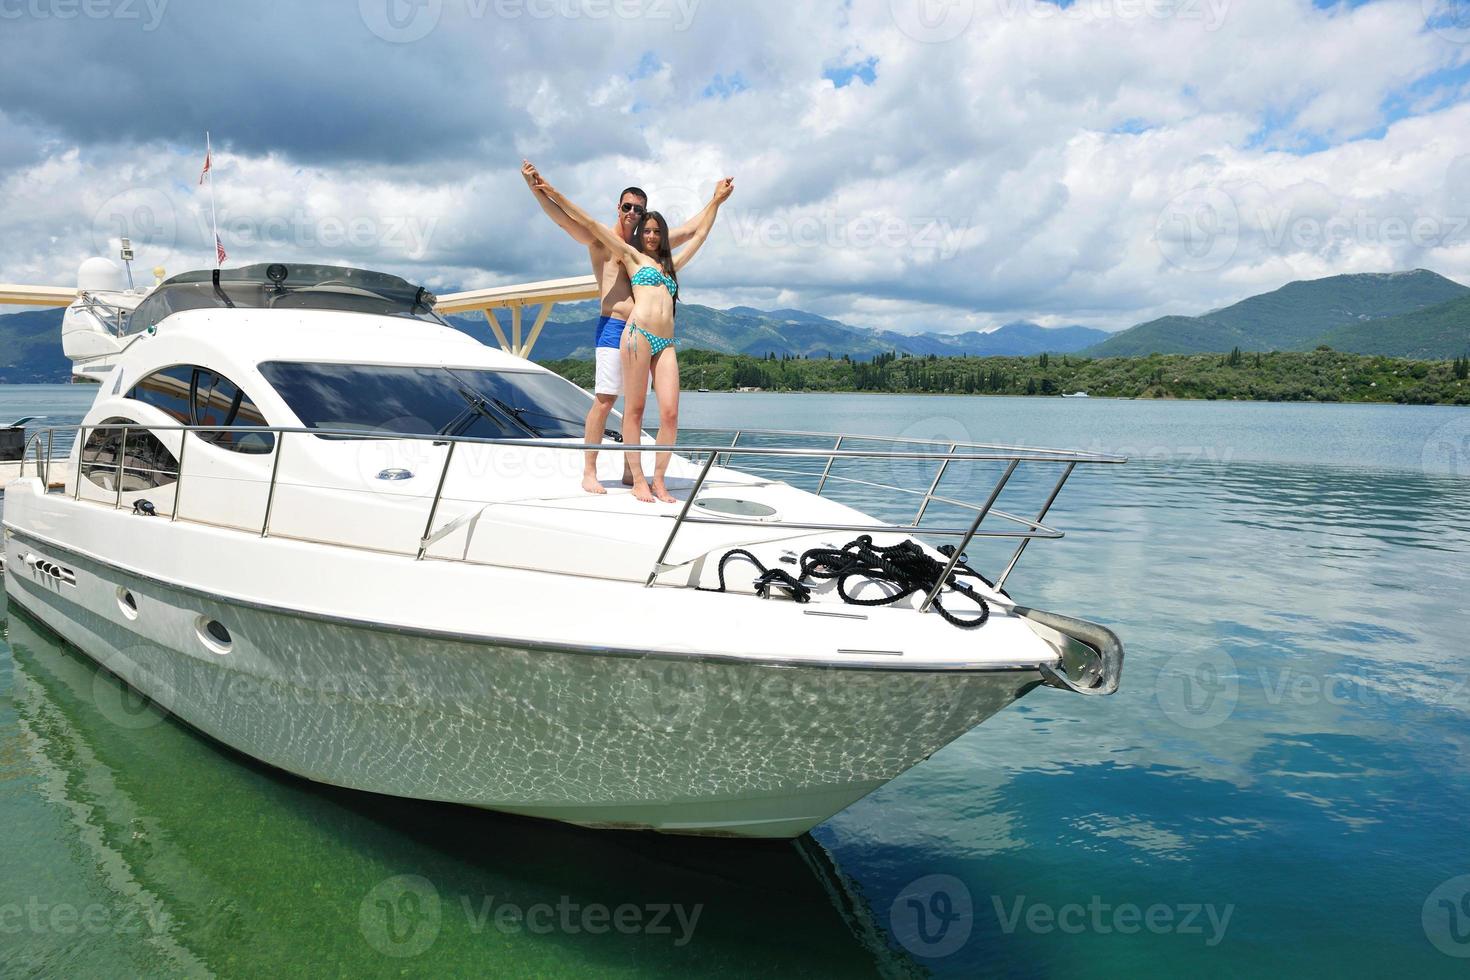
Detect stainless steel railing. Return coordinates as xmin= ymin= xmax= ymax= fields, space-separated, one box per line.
xmin=10 ymin=422 xmax=1125 ymax=601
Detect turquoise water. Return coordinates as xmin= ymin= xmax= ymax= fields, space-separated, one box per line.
xmin=4 ymin=385 xmax=1470 ymax=977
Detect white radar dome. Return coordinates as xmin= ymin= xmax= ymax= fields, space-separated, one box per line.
xmin=77 ymin=257 xmax=126 ymax=293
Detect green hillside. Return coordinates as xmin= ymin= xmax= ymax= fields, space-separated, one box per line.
xmin=0 ymin=309 xmax=73 ymax=383
xmin=1311 ymin=293 xmax=1470 ymax=359
xmin=546 ymin=348 xmax=1470 ymax=405
xmin=1081 ymin=315 xmax=1251 ymax=358
xmin=1085 ymin=270 xmax=1469 ymax=357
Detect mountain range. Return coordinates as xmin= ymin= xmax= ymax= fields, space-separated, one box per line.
xmin=3 ymin=269 xmax=1467 ymax=382
xmin=1082 ymin=269 xmax=1470 ymax=358
xmin=445 ymin=303 xmax=1109 ymax=361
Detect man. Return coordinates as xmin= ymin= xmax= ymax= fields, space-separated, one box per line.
xmin=521 ymin=161 xmax=731 ymax=493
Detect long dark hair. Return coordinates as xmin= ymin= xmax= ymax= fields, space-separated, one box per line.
xmin=639 ymin=211 xmax=677 ymax=302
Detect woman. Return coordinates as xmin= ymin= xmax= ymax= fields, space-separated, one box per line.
xmin=533 ymin=173 xmax=730 ymax=503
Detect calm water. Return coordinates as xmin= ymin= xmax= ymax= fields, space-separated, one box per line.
xmin=4 ymin=385 xmax=1470 ymax=977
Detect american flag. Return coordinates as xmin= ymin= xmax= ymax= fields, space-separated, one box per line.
xmin=199 ymin=147 xmax=211 ymax=185
xmin=215 ymin=234 xmax=227 ymax=264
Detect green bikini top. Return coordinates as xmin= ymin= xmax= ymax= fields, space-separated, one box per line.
xmin=631 ymin=265 xmax=677 ymax=298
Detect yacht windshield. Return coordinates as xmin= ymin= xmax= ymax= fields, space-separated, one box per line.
xmin=127 ymin=264 xmax=444 ymax=334
xmin=258 ymin=362 xmax=608 ymax=441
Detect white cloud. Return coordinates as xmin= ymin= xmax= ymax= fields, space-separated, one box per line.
xmin=0 ymin=0 xmax=1467 ymax=332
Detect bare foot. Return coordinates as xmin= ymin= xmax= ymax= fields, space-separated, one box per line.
xmin=621 ymin=468 xmax=635 ymax=486
xmin=630 ymin=482 xmax=656 ymax=503
xmin=582 ymin=473 xmax=607 ymax=495
xmin=650 ymin=478 xmax=677 ymax=504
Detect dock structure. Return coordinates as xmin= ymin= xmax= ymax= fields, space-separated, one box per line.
xmin=0 ymin=272 xmax=600 ymax=362
xmin=0 ymin=460 xmax=70 ymax=492
xmin=434 ymin=274 xmax=599 ymax=359
xmin=0 ymin=284 xmax=77 ymax=307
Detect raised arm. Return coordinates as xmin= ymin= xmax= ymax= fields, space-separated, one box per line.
xmin=521 ymin=161 xmax=596 ymax=246
xmin=531 ymin=172 xmax=643 ymax=273
xmin=672 ymin=178 xmax=733 ymax=273
xmin=669 ymin=177 xmax=734 ymax=248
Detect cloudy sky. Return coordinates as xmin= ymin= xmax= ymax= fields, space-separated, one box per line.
xmin=1 ymin=0 xmax=1468 ymax=333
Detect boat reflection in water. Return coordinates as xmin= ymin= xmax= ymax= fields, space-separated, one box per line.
xmin=2 ymin=601 xmax=919 ymax=976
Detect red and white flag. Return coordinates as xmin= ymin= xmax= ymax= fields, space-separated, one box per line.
xmin=200 ymin=132 xmax=225 ymax=267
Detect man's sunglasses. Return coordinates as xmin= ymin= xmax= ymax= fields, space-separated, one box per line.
xmin=620 ymin=202 xmax=646 ymax=215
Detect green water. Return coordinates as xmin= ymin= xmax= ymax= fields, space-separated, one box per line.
xmin=4 ymin=386 xmax=1470 ymax=977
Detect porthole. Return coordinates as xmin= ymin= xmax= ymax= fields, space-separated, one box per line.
xmin=116 ymin=586 xmax=139 ymax=620
xmin=195 ymin=615 xmax=233 ymax=655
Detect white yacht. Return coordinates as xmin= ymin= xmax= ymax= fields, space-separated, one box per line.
xmin=1 ymin=259 xmax=1125 ymax=839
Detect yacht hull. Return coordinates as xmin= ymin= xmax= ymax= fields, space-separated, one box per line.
xmin=4 ymin=534 xmax=1040 ymax=838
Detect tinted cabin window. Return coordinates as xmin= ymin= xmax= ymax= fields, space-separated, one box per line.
xmin=81 ymin=418 xmax=179 ymax=491
xmin=129 ymin=364 xmax=193 ymax=424
xmin=128 ymin=366 xmax=275 ymax=454
xmin=258 ymin=362 xmax=599 ymax=440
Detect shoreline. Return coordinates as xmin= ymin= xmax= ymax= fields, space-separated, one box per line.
xmin=542 ymin=347 xmax=1470 ymax=408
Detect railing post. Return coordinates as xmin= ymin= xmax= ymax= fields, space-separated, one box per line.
xmin=171 ymin=428 xmax=188 ymax=521
xmin=995 ymin=461 xmax=1075 ymax=591
xmin=261 ymin=431 xmax=285 ymax=537
xmin=918 ymin=458 xmax=1018 ymax=613
xmin=113 ymin=426 xmax=128 ymax=509
xmin=814 ymin=436 xmax=843 ymax=496
xmin=74 ymin=426 xmax=88 ymax=500
xmin=645 ymin=451 xmax=717 ymax=587
xmin=912 ymin=442 xmax=958 ymax=525
xmin=45 ymin=428 xmax=53 ymax=487
xmin=417 ymin=441 xmax=457 ymax=560
xmin=716 ymin=430 xmax=741 ymax=468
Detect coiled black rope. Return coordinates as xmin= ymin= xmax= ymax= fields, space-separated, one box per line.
xmin=797 ymin=535 xmax=989 ymax=629
xmin=702 ymin=548 xmax=812 ymax=603
xmin=701 ymin=535 xmax=991 ymax=628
